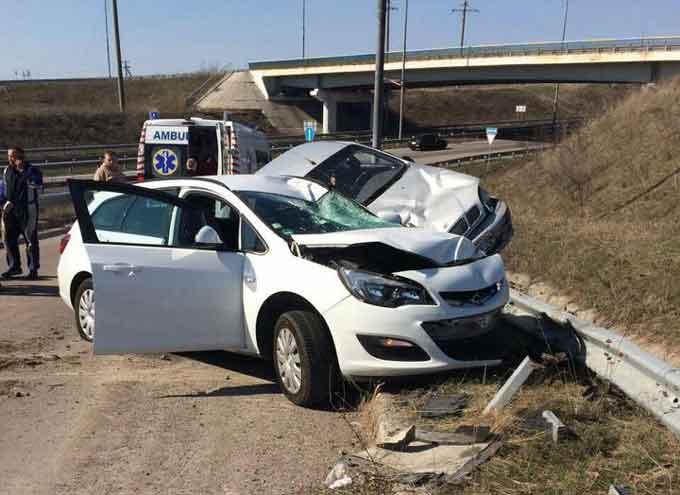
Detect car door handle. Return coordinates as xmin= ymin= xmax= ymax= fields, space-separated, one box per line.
xmin=102 ymin=264 xmax=142 ymax=274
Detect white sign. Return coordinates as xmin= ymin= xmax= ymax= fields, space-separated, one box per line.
xmin=145 ymin=126 xmax=189 ymax=144
xmin=486 ymin=127 xmax=498 ymax=146
xmin=515 ymin=105 xmax=527 ymax=113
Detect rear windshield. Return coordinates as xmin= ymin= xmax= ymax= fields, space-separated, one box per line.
xmin=235 ymin=190 xmax=396 ymax=237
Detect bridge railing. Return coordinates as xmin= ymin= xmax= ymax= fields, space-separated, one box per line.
xmin=250 ymin=36 xmax=680 ymax=70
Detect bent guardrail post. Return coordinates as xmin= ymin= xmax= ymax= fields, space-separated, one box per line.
xmin=505 ymin=289 xmax=680 ymax=439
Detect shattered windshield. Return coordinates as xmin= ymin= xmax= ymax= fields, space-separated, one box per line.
xmin=306 ymin=146 xmax=407 ymax=204
xmin=235 ymin=190 xmax=397 ymax=237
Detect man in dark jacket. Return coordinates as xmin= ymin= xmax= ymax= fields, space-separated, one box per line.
xmin=3 ymin=147 xmax=42 ymax=280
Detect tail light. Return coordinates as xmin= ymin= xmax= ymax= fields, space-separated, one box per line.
xmin=59 ymin=233 xmax=71 ymax=255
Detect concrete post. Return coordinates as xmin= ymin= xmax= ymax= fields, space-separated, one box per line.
xmin=310 ymin=89 xmax=338 ymax=134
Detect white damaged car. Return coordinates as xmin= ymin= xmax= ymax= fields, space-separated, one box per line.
xmin=257 ymin=142 xmax=513 ymax=255
xmin=58 ymin=176 xmax=509 ymax=406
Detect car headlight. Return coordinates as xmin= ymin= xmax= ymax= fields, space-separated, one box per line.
xmin=338 ymin=267 xmax=435 ymax=308
xmin=478 ymin=187 xmax=497 ymax=213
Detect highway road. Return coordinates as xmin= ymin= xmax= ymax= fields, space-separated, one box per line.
xmin=0 ymin=237 xmax=357 ymax=495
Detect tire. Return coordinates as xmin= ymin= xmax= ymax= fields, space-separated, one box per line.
xmin=74 ymin=278 xmax=95 ymax=342
xmin=273 ymin=310 xmax=336 ymax=407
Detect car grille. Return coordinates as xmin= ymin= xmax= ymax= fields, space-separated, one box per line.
xmin=422 ymin=311 xmax=507 ymax=361
xmin=440 ymin=282 xmax=501 ymax=307
xmin=465 ymin=206 xmax=481 ymax=227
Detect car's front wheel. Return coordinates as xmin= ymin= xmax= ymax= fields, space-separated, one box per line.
xmin=74 ymin=278 xmax=95 ymax=342
xmin=273 ymin=310 xmax=336 ymax=407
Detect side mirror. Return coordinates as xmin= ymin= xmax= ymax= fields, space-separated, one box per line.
xmin=194 ymin=225 xmax=223 ymax=245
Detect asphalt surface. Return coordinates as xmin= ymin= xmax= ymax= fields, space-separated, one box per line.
xmin=0 ymin=236 xmax=358 ymax=495
xmin=390 ymin=139 xmax=542 ymax=166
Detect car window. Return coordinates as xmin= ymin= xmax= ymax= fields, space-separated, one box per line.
xmin=306 ymin=146 xmax=406 ymax=205
xmin=176 ymin=193 xmax=239 ymax=250
xmin=121 ymin=197 xmax=174 ymax=239
xmin=91 ymin=195 xmax=135 ymax=231
xmin=240 ymin=218 xmax=267 ymax=253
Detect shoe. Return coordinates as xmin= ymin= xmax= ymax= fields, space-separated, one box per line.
xmin=25 ymin=271 xmax=39 ymax=281
xmin=1 ymin=269 xmax=22 ymax=279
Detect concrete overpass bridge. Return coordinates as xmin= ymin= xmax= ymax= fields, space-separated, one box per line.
xmin=197 ymin=37 xmax=680 ymax=133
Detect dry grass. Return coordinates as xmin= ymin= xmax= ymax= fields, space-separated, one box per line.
xmin=475 ymin=79 xmax=680 ymax=356
xmin=321 ymin=366 xmax=680 ymax=495
xmin=389 ymin=83 xmax=631 ymax=129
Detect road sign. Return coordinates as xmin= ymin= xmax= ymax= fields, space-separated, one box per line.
xmin=515 ymin=105 xmax=527 ymax=113
xmin=303 ymin=120 xmax=317 ymax=142
xmin=148 ymin=111 xmax=160 ymax=120
xmin=486 ymin=127 xmax=498 ymax=146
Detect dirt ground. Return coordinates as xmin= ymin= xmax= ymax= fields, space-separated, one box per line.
xmin=0 ymin=237 xmax=358 ymax=495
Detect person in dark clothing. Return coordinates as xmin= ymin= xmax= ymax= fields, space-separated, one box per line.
xmin=3 ymin=147 xmax=43 ymax=280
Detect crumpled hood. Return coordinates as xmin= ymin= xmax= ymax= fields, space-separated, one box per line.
xmin=291 ymin=227 xmax=479 ymax=265
xmin=368 ymin=164 xmax=480 ymax=232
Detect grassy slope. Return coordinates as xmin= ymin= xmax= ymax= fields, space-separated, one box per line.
xmin=483 ymin=80 xmax=680 ymax=360
xmin=1 ymin=77 xmax=629 ymax=147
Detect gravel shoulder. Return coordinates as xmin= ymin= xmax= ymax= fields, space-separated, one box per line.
xmin=0 ymin=237 xmax=358 ymax=495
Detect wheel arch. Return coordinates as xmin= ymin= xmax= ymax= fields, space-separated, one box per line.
xmin=255 ymin=292 xmax=335 ymax=361
xmin=70 ymin=271 xmax=92 ymax=307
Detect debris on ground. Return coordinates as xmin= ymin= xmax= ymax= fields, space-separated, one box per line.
xmin=415 ymin=425 xmax=492 ymax=445
xmin=541 ymin=410 xmax=578 ymax=444
xmin=482 ymin=356 xmax=540 ymax=415
xmin=419 ymin=393 xmax=469 ymax=418
xmin=609 ymin=485 xmax=632 ymax=495
xmin=324 ymin=461 xmax=352 ymax=489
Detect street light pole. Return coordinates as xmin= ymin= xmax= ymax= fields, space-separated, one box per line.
xmin=104 ymin=0 xmax=112 ymax=79
xmin=551 ymin=0 xmax=569 ymax=141
xmin=111 ymin=0 xmax=126 ymax=112
xmin=302 ymin=0 xmax=306 ymax=58
xmin=398 ymin=0 xmax=409 ymax=141
xmin=372 ymin=0 xmax=388 ymax=149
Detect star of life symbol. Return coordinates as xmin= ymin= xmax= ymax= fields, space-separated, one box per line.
xmin=153 ymin=148 xmax=178 ymax=176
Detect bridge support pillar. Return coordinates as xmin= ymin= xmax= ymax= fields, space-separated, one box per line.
xmin=310 ymin=89 xmax=338 ymax=134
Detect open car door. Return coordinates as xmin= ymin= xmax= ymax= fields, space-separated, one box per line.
xmin=68 ymin=179 xmax=245 ymax=354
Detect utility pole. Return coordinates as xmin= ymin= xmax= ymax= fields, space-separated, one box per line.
xmin=551 ymin=0 xmax=569 ymax=142
xmin=302 ymin=0 xmax=306 ymax=58
xmin=372 ymin=0 xmax=387 ymax=149
xmin=104 ymin=0 xmax=112 ymax=78
xmin=398 ymin=0 xmax=409 ymax=140
xmin=112 ymin=0 xmax=125 ymax=112
xmin=385 ymin=0 xmax=399 ymax=54
xmin=452 ymin=1 xmax=479 ymax=48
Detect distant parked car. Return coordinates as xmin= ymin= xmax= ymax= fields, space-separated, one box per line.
xmin=409 ymin=134 xmax=447 ymax=151
xmin=257 ymin=142 xmax=513 ymax=256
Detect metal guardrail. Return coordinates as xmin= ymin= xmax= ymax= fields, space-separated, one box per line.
xmin=506 ymin=289 xmax=680 ymax=439
xmin=250 ymin=36 xmax=680 ymax=70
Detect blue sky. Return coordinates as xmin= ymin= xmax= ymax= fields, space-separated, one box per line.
xmin=1 ymin=0 xmax=679 ymax=79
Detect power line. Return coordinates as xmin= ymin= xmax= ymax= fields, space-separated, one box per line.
xmin=451 ymin=0 xmax=479 ymax=48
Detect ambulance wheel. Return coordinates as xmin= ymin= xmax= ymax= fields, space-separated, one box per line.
xmin=74 ymin=278 xmax=95 ymax=342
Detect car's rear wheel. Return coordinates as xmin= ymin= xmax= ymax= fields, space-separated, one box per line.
xmin=74 ymin=278 xmax=95 ymax=342
xmin=273 ymin=310 xmax=336 ymax=407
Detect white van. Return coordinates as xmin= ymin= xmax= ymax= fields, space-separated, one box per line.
xmin=136 ymin=117 xmax=271 ymax=180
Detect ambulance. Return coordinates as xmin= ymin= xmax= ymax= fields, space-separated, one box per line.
xmin=136 ymin=117 xmax=271 ymax=180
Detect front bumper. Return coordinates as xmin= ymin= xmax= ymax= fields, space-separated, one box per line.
xmin=322 ymin=281 xmax=510 ymax=378
xmin=470 ymin=200 xmax=513 ymax=255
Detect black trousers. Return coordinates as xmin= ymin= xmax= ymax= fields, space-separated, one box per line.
xmin=4 ymin=206 xmax=40 ymax=273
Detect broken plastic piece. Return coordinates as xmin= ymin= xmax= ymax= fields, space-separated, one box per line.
xmin=420 ymin=393 xmax=469 ymax=418
xmin=541 ymin=410 xmax=576 ymax=444
xmin=483 ymin=356 xmax=539 ymax=415
xmin=416 ymin=425 xmax=492 ymax=445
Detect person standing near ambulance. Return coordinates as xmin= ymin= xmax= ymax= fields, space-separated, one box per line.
xmin=93 ymin=151 xmax=125 ymax=182
xmin=3 ymin=147 xmax=43 ymax=280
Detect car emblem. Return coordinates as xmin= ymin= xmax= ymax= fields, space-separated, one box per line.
xmin=470 ymin=292 xmax=483 ymax=305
